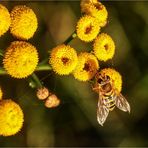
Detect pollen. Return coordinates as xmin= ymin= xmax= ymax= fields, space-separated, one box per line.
xmin=0 ymin=99 xmax=24 ymax=136
xmin=81 ymin=2 xmax=108 ymax=27
xmin=0 ymin=87 xmax=3 ymax=100
xmin=73 ymin=52 xmax=99 ymax=81
xmin=10 ymin=5 xmax=38 ymax=40
xmin=49 ymin=44 xmax=78 ymax=75
xmin=100 ymin=68 xmax=122 ymax=92
xmin=93 ymin=33 xmax=115 ymax=61
xmin=3 ymin=41 xmax=39 ymax=79
xmin=0 ymin=4 xmax=11 ymax=37
xmin=76 ymin=15 xmax=100 ymax=42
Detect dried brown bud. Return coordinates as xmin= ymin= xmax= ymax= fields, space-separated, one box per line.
xmin=36 ymin=87 xmax=50 ymax=100
xmin=45 ymin=94 xmax=60 ymax=108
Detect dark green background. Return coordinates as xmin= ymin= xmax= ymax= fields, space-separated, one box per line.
xmin=0 ymin=1 xmax=148 ymax=147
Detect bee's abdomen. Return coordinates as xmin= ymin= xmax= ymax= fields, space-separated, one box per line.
xmin=103 ymin=95 xmax=115 ymax=111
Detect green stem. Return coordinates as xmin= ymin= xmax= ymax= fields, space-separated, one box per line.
xmin=36 ymin=64 xmax=52 ymax=71
xmin=31 ymin=73 xmax=43 ymax=88
xmin=0 ymin=49 xmax=4 ymax=57
xmin=38 ymin=58 xmax=49 ymax=65
xmin=0 ymin=68 xmax=7 ymax=75
xmin=64 ymin=31 xmax=77 ymax=45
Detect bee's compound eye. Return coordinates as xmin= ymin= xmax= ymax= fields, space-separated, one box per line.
xmin=97 ymin=78 xmax=103 ymax=84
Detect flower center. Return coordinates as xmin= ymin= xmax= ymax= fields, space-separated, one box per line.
xmin=85 ymin=26 xmax=92 ymax=34
xmin=104 ymin=44 xmax=109 ymax=51
xmin=62 ymin=57 xmax=69 ymax=64
xmin=83 ymin=63 xmax=90 ymax=71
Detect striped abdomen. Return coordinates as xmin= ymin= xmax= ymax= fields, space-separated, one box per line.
xmin=103 ymin=92 xmax=116 ymax=111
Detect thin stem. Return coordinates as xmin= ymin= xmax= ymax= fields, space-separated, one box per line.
xmin=31 ymin=73 xmax=43 ymax=88
xmin=0 ymin=68 xmax=7 ymax=75
xmin=36 ymin=64 xmax=52 ymax=71
xmin=0 ymin=49 xmax=4 ymax=57
xmin=38 ymin=58 xmax=49 ymax=65
xmin=64 ymin=31 xmax=77 ymax=45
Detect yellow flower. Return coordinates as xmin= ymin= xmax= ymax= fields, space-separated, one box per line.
xmin=93 ymin=33 xmax=115 ymax=61
xmin=0 ymin=87 xmax=3 ymax=100
xmin=81 ymin=2 xmax=108 ymax=27
xmin=49 ymin=44 xmax=78 ymax=75
xmin=0 ymin=99 xmax=24 ymax=136
xmin=76 ymin=15 xmax=100 ymax=42
xmin=0 ymin=4 xmax=11 ymax=37
xmin=10 ymin=5 xmax=38 ymax=40
xmin=100 ymin=68 xmax=122 ymax=92
xmin=3 ymin=41 xmax=39 ymax=79
xmin=73 ymin=52 xmax=99 ymax=81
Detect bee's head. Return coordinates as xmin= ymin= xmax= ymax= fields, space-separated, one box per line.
xmin=96 ymin=72 xmax=110 ymax=85
xmin=96 ymin=72 xmax=112 ymax=93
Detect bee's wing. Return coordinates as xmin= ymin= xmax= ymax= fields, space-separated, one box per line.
xmin=97 ymin=94 xmax=109 ymax=126
xmin=115 ymin=91 xmax=130 ymax=113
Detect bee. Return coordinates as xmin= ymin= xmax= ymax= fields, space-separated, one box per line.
xmin=92 ymin=72 xmax=130 ymax=126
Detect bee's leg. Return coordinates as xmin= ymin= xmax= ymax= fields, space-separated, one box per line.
xmin=92 ymin=84 xmax=99 ymax=92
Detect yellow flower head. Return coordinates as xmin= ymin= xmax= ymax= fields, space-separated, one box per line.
xmin=10 ymin=5 xmax=38 ymax=40
xmin=93 ymin=33 xmax=115 ymax=61
xmin=81 ymin=2 xmax=108 ymax=27
xmin=49 ymin=44 xmax=78 ymax=75
xmin=100 ymin=68 xmax=122 ymax=92
xmin=73 ymin=52 xmax=99 ymax=81
xmin=76 ymin=15 xmax=100 ymax=42
xmin=0 ymin=99 xmax=24 ymax=136
xmin=3 ymin=41 xmax=39 ymax=79
xmin=0 ymin=87 xmax=3 ymax=100
xmin=0 ymin=4 xmax=11 ymax=37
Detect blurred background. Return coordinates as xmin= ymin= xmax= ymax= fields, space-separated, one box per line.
xmin=0 ymin=0 xmax=148 ymax=147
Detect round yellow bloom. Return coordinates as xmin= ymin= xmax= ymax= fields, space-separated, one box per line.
xmin=0 ymin=87 xmax=3 ymax=100
xmin=76 ymin=15 xmax=100 ymax=42
xmin=3 ymin=41 xmax=39 ymax=79
xmin=0 ymin=4 xmax=11 ymax=37
xmin=73 ymin=52 xmax=99 ymax=81
xmin=100 ymin=68 xmax=122 ymax=92
xmin=93 ymin=33 xmax=115 ymax=61
xmin=49 ymin=44 xmax=78 ymax=75
xmin=0 ymin=99 xmax=24 ymax=136
xmin=81 ymin=2 xmax=108 ymax=27
xmin=10 ymin=5 xmax=38 ymax=40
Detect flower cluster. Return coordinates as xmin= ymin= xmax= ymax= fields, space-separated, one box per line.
xmin=0 ymin=4 xmax=39 ymax=79
xmin=0 ymin=0 xmax=127 ymax=136
xmin=0 ymin=4 xmax=38 ymax=136
xmin=49 ymin=1 xmax=118 ymax=82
